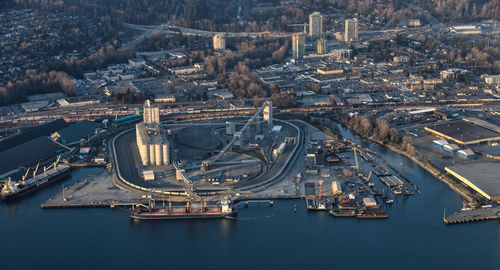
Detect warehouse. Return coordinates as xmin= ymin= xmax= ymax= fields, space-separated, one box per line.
xmin=0 ymin=119 xmax=68 ymax=152
xmin=425 ymin=120 xmax=500 ymax=145
xmin=446 ymin=163 xmax=500 ymax=201
xmin=0 ymin=136 xmax=61 ymax=175
xmin=50 ymin=120 xmax=98 ymax=145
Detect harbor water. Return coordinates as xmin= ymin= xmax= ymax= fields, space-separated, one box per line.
xmin=1 ymin=126 xmax=500 ymax=269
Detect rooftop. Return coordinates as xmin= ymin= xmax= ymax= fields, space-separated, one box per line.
xmin=52 ymin=120 xmax=97 ymax=145
xmin=425 ymin=120 xmax=500 ymax=145
xmin=446 ymin=163 xmax=500 ymax=201
xmin=0 ymin=119 xmax=68 ymax=152
xmin=0 ymin=136 xmax=60 ymax=175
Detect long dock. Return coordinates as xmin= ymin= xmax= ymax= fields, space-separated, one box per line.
xmin=41 ymin=173 xmax=148 ymax=209
xmin=444 ymin=207 xmax=500 ymax=224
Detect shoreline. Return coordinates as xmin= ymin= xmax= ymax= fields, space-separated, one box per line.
xmin=339 ymin=125 xmax=476 ymax=202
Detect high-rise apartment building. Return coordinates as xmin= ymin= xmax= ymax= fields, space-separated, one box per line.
xmin=292 ymin=33 xmax=305 ymax=59
xmin=317 ymin=38 xmax=327 ymax=55
xmin=344 ymin=18 xmax=358 ymax=42
xmin=309 ymin=12 xmax=323 ymax=38
xmin=213 ymin=34 xmax=226 ymax=50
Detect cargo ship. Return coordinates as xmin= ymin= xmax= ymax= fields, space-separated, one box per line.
xmin=130 ymin=199 xmax=237 ymax=220
xmin=1 ymin=157 xmax=70 ymax=200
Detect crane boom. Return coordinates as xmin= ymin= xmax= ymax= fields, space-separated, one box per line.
xmin=33 ymin=162 xmax=40 ymax=179
xmin=318 ymin=175 xmax=323 ymax=199
xmin=354 ymin=147 xmax=359 ymax=172
xmin=366 ymin=171 xmax=372 ymax=183
xmin=23 ymin=168 xmax=30 ymax=181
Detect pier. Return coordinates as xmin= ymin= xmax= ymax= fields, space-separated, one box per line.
xmin=348 ymin=140 xmax=422 ymax=194
xmin=444 ymin=207 xmax=500 ymax=224
xmin=41 ymin=172 xmax=148 ymax=209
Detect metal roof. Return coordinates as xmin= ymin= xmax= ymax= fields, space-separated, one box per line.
xmin=0 ymin=119 xmax=68 ymax=152
xmin=0 ymin=136 xmax=60 ymax=175
xmin=53 ymin=120 xmax=97 ymax=144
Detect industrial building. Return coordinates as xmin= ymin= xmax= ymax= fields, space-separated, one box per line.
xmin=226 ymin=121 xmax=236 ymax=135
xmin=136 ymin=100 xmax=171 ymax=166
xmin=344 ymin=18 xmax=358 ymax=42
xmin=0 ymin=119 xmax=68 ymax=152
xmin=425 ymin=120 xmax=500 ymax=145
xmin=0 ymin=136 xmax=61 ymax=176
xmin=446 ymin=163 xmax=500 ymax=201
xmin=363 ymin=197 xmax=377 ymax=207
xmin=143 ymin=100 xmax=160 ymax=125
xmin=484 ymin=74 xmax=500 ymax=85
xmin=50 ymin=120 xmax=98 ymax=146
xmin=112 ymin=111 xmax=142 ymax=127
xmin=292 ymin=33 xmax=305 ymax=59
xmin=331 ymin=181 xmax=342 ymax=195
xmin=213 ymin=34 xmax=226 ymax=51
xmin=309 ymin=12 xmax=323 ymax=38
xmin=57 ymin=96 xmax=99 ymax=107
xmin=136 ymin=122 xmax=170 ymax=166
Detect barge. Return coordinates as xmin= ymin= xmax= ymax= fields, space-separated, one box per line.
xmin=356 ymin=208 xmax=388 ymax=219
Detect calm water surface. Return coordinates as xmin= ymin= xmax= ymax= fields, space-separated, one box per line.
xmin=1 ymin=126 xmax=499 ymax=269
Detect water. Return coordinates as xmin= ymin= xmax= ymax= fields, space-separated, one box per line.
xmin=1 ymin=126 xmax=500 ymax=269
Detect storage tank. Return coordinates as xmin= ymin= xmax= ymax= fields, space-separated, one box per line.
xmin=155 ymin=144 xmax=162 ymax=166
xmin=139 ymin=144 xmax=149 ymax=165
xmin=163 ymin=144 xmax=169 ymax=165
xmin=149 ymin=145 xmax=156 ymax=165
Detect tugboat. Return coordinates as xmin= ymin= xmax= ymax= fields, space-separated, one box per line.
xmin=382 ymin=191 xmax=394 ymax=204
xmin=130 ymin=199 xmax=237 ymax=220
xmin=385 ymin=196 xmax=394 ymax=204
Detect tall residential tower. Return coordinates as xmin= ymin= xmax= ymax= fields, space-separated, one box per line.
xmin=344 ymin=18 xmax=358 ymax=42
xmin=292 ymin=33 xmax=305 ymax=59
xmin=309 ymin=12 xmax=323 ymax=38
xmin=213 ymin=34 xmax=226 ymax=51
xmin=316 ymin=38 xmax=327 ymax=55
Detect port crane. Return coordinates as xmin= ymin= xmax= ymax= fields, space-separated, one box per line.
xmin=318 ymin=176 xmax=323 ymax=200
xmin=21 ymin=167 xmax=31 ymax=185
xmin=365 ymin=171 xmax=372 ymax=183
xmin=32 ymin=163 xmax=40 ymax=180
xmin=353 ymin=147 xmax=360 ymax=172
xmin=201 ymin=101 xmax=272 ymax=171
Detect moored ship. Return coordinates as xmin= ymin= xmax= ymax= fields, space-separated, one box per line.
xmin=1 ymin=157 xmax=71 ymax=200
xmin=356 ymin=208 xmax=388 ymax=219
xmin=130 ymin=199 xmax=237 ymax=220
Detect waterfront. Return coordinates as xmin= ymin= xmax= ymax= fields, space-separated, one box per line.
xmin=1 ymin=126 xmax=500 ymax=269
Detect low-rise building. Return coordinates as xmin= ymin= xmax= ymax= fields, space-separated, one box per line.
xmin=485 ymin=75 xmax=500 ymax=85
xmin=57 ymin=96 xmax=99 ymax=107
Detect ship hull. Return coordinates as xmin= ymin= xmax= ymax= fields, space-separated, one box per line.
xmin=1 ymin=168 xmax=71 ymax=201
xmin=131 ymin=209 xmax=237 ymax=220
